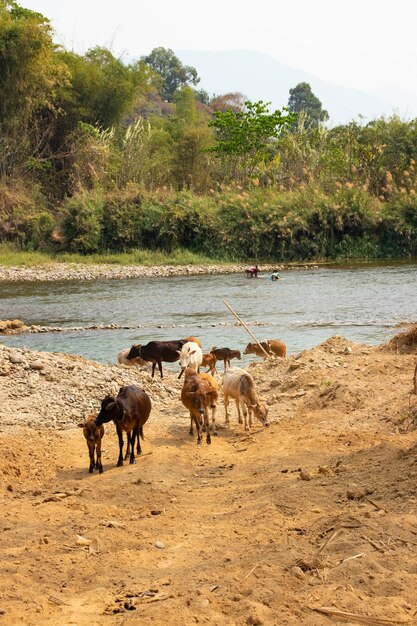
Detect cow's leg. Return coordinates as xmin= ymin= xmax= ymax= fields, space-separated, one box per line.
xmin=224 ymin=392 xmax=230 ymax=425
xmin=223 ymin=360 xmax=227 ymax=373
xmin=157 ymin=360 xmax=163 ymax=379
xmin=235 ymin=398 xmax=243 ymax=424
xmin=205 ymin=409 xmax=211 ymax=445
xmin=116 ymin=424 xmax=124 ymax=467
xmin=96 ymin=437 xmax=103 ymax=473
xmin=189 ymin=413 xmax=194 ymax=436
xmin=194 ymin=414 xmax=202 ymax=445
xmin=125 ymin=432 xmax=131 ymax=460
xmin=151 ymin=362 xmax=156 ymax=378
xmin=88 ymin=442 xmax=95 ymax=473
xmin=130 ymin=426 xmax=139 ymax=464
xmin=242 ymin=403 xmax=249 ymax=430
xmin=248 ymin=405 xmax=253 ymax=430
xmin=210 ymin=397 xmax=217 ymax=436
xmin=139 ymin=426 xmax=145 ymax=440
xmin=136 ymin=427 xmax=142 ymax=456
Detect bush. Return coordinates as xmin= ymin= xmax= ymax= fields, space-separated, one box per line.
xmin=61 ymin=192 xmax=104 ymax=253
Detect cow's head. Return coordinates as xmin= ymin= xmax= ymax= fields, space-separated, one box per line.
xmin=95 ymin=395 xmax=123 ymax=426
xmin=127 ymin=344 xmax=141 ymax=360
xmin=243 ymin=343 xmax=255 ymax=355
xmin=248 ymin=402 xmax=269 ymax=427
xmin=178 ymin=347 xmax=197 ymax=378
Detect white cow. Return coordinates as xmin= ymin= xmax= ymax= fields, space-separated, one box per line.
xmin=178 ymin=341 xmax=203 ymax=379
xmin=223 ymin=366 xmax=269 ymax=430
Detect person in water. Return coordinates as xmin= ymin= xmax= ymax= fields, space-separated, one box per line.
xmin=245 ymin=265 xmax=259 ymax=278
xmin=271 ymin=271 xmax=281 ymax=281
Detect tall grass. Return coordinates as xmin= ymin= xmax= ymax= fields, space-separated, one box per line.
xmin=0 ymin=243 xmax=220 ymax=267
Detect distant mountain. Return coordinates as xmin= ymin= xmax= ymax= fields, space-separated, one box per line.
xmin=176 ymin=49 xmax=416 ymax=125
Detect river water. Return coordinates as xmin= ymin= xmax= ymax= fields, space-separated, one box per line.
xmin=0 ymin=264 xmax=415 ymax=367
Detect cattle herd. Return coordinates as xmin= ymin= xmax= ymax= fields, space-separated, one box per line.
xmin=78 ymin=336 xmax=287 ymax=473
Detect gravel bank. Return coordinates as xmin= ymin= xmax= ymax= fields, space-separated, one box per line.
xmin=0 ymin=262 xmax=318 ymax=282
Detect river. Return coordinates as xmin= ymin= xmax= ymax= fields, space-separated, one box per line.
xmin=0 ymin=263 xmax=415 ymax=367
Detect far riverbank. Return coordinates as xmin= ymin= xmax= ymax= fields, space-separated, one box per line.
xmin=0 ymin=262 xmax=320 ymax=282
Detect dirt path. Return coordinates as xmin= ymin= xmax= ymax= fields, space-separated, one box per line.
xmin=1 ymin=336 xmax=417 ymax=625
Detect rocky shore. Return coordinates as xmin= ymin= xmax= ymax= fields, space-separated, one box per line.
xmin=0 ymin=262 xmax=318 ymax=282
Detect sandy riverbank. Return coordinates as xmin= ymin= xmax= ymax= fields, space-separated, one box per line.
xmin=0 ymin=262 xmax=319 ymax=282
xmin=0 ymin=330 xmax=416 ymax=624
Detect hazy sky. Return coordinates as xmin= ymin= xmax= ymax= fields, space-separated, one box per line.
xmin=21 ymin=0 xmax=417 ymax=97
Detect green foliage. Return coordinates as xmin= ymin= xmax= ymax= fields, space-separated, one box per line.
xmin=2 ymin=3 xmax=417 ymax=262
xmin=288 ymin=82 xmax=329 ymax=128
xmin=141 ymin=47 xmax=200 ymax=102
xmin=61 ymin=192 xmax=104 ymax=253
xmin=208 ymin=101 xmax=296 ymax=183
xmin=0 ymin=179 xmax=54 ymax=248
xmin=0 ymin=1 xmax=69 ymax=175
xmin=57 ymin=47 xmax=136 ymax=131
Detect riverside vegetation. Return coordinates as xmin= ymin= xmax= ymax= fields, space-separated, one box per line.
xmin=2 ymin=2 xmax=417 ymax=264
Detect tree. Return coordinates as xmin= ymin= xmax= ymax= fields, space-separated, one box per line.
xmin=210 ymin=92 xmax=247 ymax=113
xmin=58 ymin=47 xmax=137 ymax=131
xmin=288 ymin=82 xmax=328 ymax=129
xmin=208 ymin=100 xmax=295 ymax=183
xmin=0 ymin=0 xmax=69 ymax=176
xmin=141 ymin=47 xmax=200 ymax=102
xmin=169 ymin=86 xmax=213 ymax=190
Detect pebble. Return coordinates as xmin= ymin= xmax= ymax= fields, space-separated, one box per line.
xmin=9 ymin=354 xmax=24 ymax=364
xmin=300 ymin=470 xmax=312 ymax=481
xmin=155 ymin=541 xmax=165 ymax=549
xmin=30 ymin=360 xmax=44 ymax=371
xmin=291 ymin=566 xmax=305 ymax=579
xmin=346 ymin=483 xmax=366 ymax=500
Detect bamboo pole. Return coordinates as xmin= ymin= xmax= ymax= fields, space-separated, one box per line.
xmin=223 ymin=300 xmax=273 ymax=359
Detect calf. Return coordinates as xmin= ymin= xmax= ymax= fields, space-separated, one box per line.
xmin=178 ymin=341 xmax=203 ymax=378
xmin=181 ymin=368 xmax=217 ymax=445
xmin=78 ymin=414 xmax=105 ymax=474
xmin=223 ymin=366 xmax=269 ymax=431
xmin=127 ymin=340 xmax=187 ymax=378
xmin=201 ymin=352 xmax=218 ymax=376
xmin=95 ymin=385 xmax=152 ymax=466
xmin=210 ymin=346 xmax=241 ymax=373
xmin=244 ymin=339 xmax=287 ymax=359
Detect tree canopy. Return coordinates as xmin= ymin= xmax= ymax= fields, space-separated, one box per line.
xmin=141 ymin=47 xmax=200 ymax=102
xmin=288 ymin=82 xmax=328 ymax=128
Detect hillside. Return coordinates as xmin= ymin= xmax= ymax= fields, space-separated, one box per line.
xmin=0 ymin=335 xmax=417 ymax=624
xmin=177 ymin=48 xmax=417 ymax=124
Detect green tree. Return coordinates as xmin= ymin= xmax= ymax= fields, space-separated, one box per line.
xmin=169 ymin=86 xmax=213 ymax=190
xmin=0 ymin=0 xmax=69 ymax=175
xmin=141 ymin=47 xmax=200 ymax=102
xmin=208 ymin=100 xmax=295 ymax=184
xmin=58 ymin=47 xmax=136 ymax=131
xmin=288 ymin=82 xmax=328 ymax=129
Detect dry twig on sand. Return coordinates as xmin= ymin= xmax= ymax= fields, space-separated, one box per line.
xmin=310 ymin=606 xmax=410 ymax=625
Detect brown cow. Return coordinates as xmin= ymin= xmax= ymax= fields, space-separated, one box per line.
xmin=78 ymin=414 xmax=105 ymax=474
xmin=181 ymin=368 xmax=218 ymax=445
xmin=210 ymin=347 xmax=241 ymax=373
xmin=201 ymin=352 xmax=218 ymax=376
xmin=244 ymin=339 xmax=287 ymax=359
xmin=95 ymin=385 xmax=151 ymax=466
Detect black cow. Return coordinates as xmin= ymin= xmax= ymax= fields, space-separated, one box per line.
xmin=95 ymin=385 xmax=151 ymax=466
xmin=127 ymin=340 xmax=187 ymax=378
